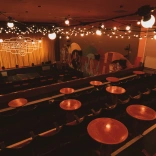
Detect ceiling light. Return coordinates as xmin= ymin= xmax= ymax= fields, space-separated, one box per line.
xmin=126 ymin=25 xmax=131 ymax=31
xmin=96 ymin=29 xmax=102 ymax=36
xmin=113 ymin=27 xmax=117 ymax=30
xmin=100 ymin=24 xmax=104 ymax=29
xmin=48 ymin=32 xmax=56 ymax=40
xmin=137 ymin=21 xmax=141 ymax=25
xmin=7 ymin=16 xmax=14 ymax=28
xmin=141 ymin=15 xmax=155 ymax=28
xmin=137 ymin=5 xmax=156 ymax=28
xmin=7 ymin=22 xmax=14 ymax=28
xmin=65 ymin=18 xmax=70 ymax=25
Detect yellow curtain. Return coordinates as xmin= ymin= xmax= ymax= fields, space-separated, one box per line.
xmin=0 ymin=34 xmax=55 ymax=68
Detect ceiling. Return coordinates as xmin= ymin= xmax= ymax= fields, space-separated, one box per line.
xmin=0 ymin=0 xmax=156 ymax=28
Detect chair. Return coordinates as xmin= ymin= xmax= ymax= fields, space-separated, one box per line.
xmin=72 ymin=115 xmax=97 ymax=138
xmin=59 ymin=133 xmax=99 ymax=156
xmin=118 ymin=96 xmax=130 ymax=105
xmin=58 ymin=120 xmax=85 ymax=145
xmin=0 ymin=109 xmax=19 ymax=127
xmin=30 ymin=130 xmax=61 ymax=156
xmin=21 ymin=79 xmax=30 ymax=90
xmin=129 ymin=91 xmax=142 ymax=102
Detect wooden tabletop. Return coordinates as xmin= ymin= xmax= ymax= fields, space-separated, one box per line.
xmin=8 ymin=98 xmax=28 ymax=108
xmin=133 ymin=71 xmax=145 ymax=75
xmin=90 ymin=81 xmax=102 ymax=86
xmin=126 ymin=105 xmax=156 ymax=121
xmin=106 ymin=86 xmax=126 ymax=94
xmin=60 ymin=87 xmax=75 ymax=94
xmin=87 ymin=118 xmax=128 ymax=145
xmin=60 ymin=99 xmax=81 ymax=111
xmin=106 ymin=77 xmax=119 ymax=82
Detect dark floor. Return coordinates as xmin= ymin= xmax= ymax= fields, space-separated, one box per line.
xmin=112 ymin=125 xmax=156 ymax=156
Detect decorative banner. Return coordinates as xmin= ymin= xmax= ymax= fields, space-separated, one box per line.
xmin=0 ymin=35 xmax=41 ymax=56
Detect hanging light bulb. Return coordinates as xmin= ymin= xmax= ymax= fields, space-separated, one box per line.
xmin=137 ymin=21 xmax=141 ymax=25
xmin=0 ymin=39 xmax=3 ymax=43
xmin=65 ymin=18 xmax=70 ymax=25
xmin=48 ymin=32 xmax=56 ymax=40
xmin=96 ymin=29 xmax=102 ymax=36
xmin=100 ymin=23 xmax=104 ymax=29
xmin=7 ymin=22 xmax=14 ymax=28
xmin=137 ymin=5 xmax=156 ymax=28
xmin=141 ymin=15 xmax=155 ymax=28
xmin=154 ymin=35 xmax=156 ymax=40
xmin=126 ymin=25 xmax=131 ymax=31
xmin=7 ymin=17 xmax=14 ymax=28
xmin=80 ymin=33 xmax=84 ymax=37
xmin=113 ymin=27 xmax=117 ymax=30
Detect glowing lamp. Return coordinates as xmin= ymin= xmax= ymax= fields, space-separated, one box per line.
xmin=7 ymin=22 xmax=14 ymax=28
xmin=48 ymin=32 xmax=56 ymax=40
xmin=141 ymin=15 xmax=155 ymax=28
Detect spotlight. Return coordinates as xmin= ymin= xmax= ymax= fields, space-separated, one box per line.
xmin=48 ymin=32 xmax=56 ymax=40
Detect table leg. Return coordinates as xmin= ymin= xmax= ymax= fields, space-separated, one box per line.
xmin=106 ymin=94 xmax=117 ymax=110
xmin=100 ymin=144 xmax=112 ymax=156
xmin=66 ymin=111 xmax=75 ymax=123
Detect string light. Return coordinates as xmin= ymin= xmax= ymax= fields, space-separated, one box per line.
xmin=113 ymin=27 xmax=117 ymax=30
xmin=0 ymin=20 xmax=155 ymax=40
xmin=126 ymin=25 xmax=131 ymax=31
xmin=100 ymin=24 xmax=104 ymax=29
xmin=137 ymin=21 xmax=141 ymax=25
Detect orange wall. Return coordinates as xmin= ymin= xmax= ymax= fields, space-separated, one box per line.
xmin=60 ymin=35 xmax=139 ymax=64
xmin=137 ymin=28 xmax=148 ymax=63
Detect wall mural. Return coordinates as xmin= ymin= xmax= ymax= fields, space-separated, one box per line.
xmin=60 ymin=42 xmax=133 ymax=76
xmin=61 ymin=42 xmax=82 ymax=70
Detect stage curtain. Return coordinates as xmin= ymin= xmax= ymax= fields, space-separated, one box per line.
xmin=0 ymin=34 xmax=55 ymax=68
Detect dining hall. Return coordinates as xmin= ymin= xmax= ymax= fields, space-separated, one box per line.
xmin=0 ymin=0 xmax=156 ymax=156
